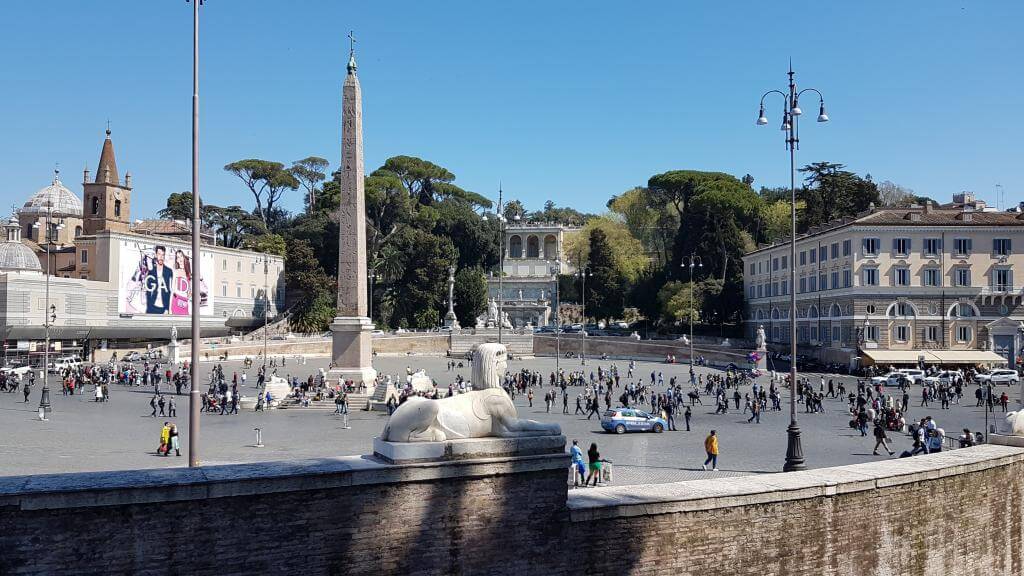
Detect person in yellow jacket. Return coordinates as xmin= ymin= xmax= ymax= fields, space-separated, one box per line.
xmin=702 ymin=430 xmax=719 ymax=471
xmin=158 ymin=422 xmax=170 ymax=455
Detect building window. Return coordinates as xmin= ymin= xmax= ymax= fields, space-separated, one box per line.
xmin=923 ymin=238 xmax=941 ymax=256
xmin=843 ymin=269 xmax=852 ymax=288
xmin=757 ymin=285 xmax=763 ymax=298
xmin=809 ymin=276 xmax=818 ymax=291
xmin=895 ymin=326 xmax=909 ymax=342
xmin=819 ymin=246 xmax=827 ymax=262
xmin=831 ymin=242 xmax=839 ymax=259
xmin=749 ymin=263 xmax=756 ymax=275
xmin=819 ymin=273 xmax=827 ymax=290
xmin=772 ymin=258 xmax=779 ymax=271
xmin=863 ymin=238 xmax=880 ymax=256
xmin=866 ymin=304 xmax=876 ymax=314
xmin=771 ymin=282 xmax=778 ymax=296
xmin=114 ymin=199 xmax=121 ymax=217
xmin=222 ymin=259 xmax=227 ymax=271
xmin=781 ymin=255 xmax=788 ymax=269
xmin=236 ymin=283 xmax=242 ymax=298
xmin=832 ymin=325 xmax=841 ymax=342
xmin=956 ymin=325 xmax=972 ymax=343
xmin=526 ymin=236 xmax=540 ymax=258
xmin=831 ymin=271 xmax=839 ymax=290
xmin=842 ymin=239 xmax=851 ymax=256
xmin=994 ymin=238 xmax=1012 ymax=257
xmin=781 ymin=280 xmax=788 ymax=295
xmin=799 ymin=251 xmax=806 ymax=266
xmin=80 ymin=250 xmax=88 ymax=264
xmin=994 ymin=269 xmax=1013 ymax=291
xmin=923 ymin=268 xmax=940 ymax=287
xmin=75 ymin=226 xmax=82 ymax=238
xmin=251 ymin=285 xmax=256 ymax=298
xmin=236 ymin=261 xmax=241 ymax=272
xmin=953 ymin=238 xmax=972 ymax=256
xmin=926 ymin=326 xmax=938 ymax=342
xmin=954 ymin=303 xmax=977 ymax=318
xmin=748 ymin=286 xmax=755 ymax=299
xmin=91 ymin=196 xmax=99 ymax=215
xmin=892 ymin=238 xmax=911 ymax=256
xmin=251 ymin=262 xmax=256 ymax=274
xmin=809 ymin=249 xmax=816 ymax=264
xmin=221 ymin=282 xmax=227 ymax=297
xmin=799 ymin=278 xmax=807 ymax=293
xmin=508 ymin=235 xmax=523 ymax=258
xmin=862 ymin=267 xmax=879 ymax=286
xmin=865 ymin=326 xmax=879 ymax=341
xmin=955 ymin=268 xmax=971 ymax=287
xmin=894 ymin=267 xmax=910 ymax=286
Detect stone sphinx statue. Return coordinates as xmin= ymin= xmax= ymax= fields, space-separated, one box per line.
xmin=381 ymin=343 xmax=561 ymax=442
xmin=1004 ymin=411 xmax=1024 ymax=436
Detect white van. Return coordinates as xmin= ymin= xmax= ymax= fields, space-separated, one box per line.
xmin=48 ymin=356 xmax=81 ymax=373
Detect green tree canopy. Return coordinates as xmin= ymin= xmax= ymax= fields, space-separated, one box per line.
xmin=223 ymin=159 xmax=299 ymax=227
xmin=453 ymin=266 xmax=487 ymax=326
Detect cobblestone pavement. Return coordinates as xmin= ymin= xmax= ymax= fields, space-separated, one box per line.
xmin=0 ymin=354 xmax=1010 ymax=486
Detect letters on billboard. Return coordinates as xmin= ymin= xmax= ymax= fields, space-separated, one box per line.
xmin=118 ymin=240 xmax=213 ymax=316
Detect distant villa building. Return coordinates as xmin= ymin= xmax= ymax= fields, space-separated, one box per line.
xmin=0 ymin=129 xmax=284 ymax=362
xmin=488 ymin=222 xmax=579 ymax=328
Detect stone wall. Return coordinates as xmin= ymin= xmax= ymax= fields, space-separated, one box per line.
xmin=2 ymin=446 xmax=1023 ymax=575
xmin=534 ymin=334 xmax=750 ymax=365
xmin=171 ymin=333 xmax=450 ymax=360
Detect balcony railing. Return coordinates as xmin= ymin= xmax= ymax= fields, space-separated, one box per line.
xmin=981 ymin=285 xmax=1023 ymax=295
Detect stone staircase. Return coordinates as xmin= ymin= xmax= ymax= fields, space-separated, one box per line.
xmin=276 ymin=392 xmax=371 ymax=411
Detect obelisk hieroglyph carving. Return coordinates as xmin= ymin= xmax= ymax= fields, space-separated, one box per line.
xmin=330 ymin=32 xmax=377 ymax=386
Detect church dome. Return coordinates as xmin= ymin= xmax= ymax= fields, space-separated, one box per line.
xmin=22 ymin=172 xmax=82 ymax=218
xmin=0 ymin=215 xmax=42 ymax=273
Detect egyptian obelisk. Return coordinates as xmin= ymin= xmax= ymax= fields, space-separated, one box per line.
xmin=330 ymin=32 xmax=377 ymax=386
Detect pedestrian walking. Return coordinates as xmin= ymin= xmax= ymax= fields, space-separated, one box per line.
xmin=872 ymin=422 xmax=895 ymax=456
xmin=702 ymin=430 xmax=719 ymax=471
xmin=150 ymin=395 xmax=158 ymax=417
xmin=167 ymin=423 xmax=181 ymax=457
xmin=167 ymin=397 xmax=176 ymax=418
xmin=584 ymin=442 xmax=603 ymax=487
xmin=684 ymin=405 xmax=692 ymax=431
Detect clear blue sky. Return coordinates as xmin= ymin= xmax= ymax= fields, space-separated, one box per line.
xmin=4 ymin=1 xmax=1022 ymax=219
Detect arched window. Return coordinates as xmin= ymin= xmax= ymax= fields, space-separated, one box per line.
xmin=526 ymin=235 xmax=540 ymax=258
xmin=74 ymin=226 xmax=82 ymax=238
xmin=114 ymin=199 xmax=122 ymax=217
xmin=91 ymin=196 xmax=99 ymax=215
xmin=886 ymin=301 xmax=917 ymax=318
xmin=807 ymin=305 xmax=819 ymax=319
xmin=543 ymin=235 xmax=557 ymax=260
xmin=948 ymin=302 xmax=978 ymax=318
xmin=508 ymin=235 xmax=523 ymax=258
xmin=771 ymin=308 xmax=780 ymax=320
xmin=829 ymin=303 xmax=841 ymax=318
xmin=756 ymin=309 xmax=765 ymax=321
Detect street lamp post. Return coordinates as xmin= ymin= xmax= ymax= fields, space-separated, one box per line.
xmin=756 ymin=62 xmax=829 ymax=473
xmin=548 ymin=260 xmax=561 ymax=375
xmin=681 ymin=255 xmax=703 ymax=365
xmin=187 ymin=0 xmax=204 ymax=468
xmin=258 ymin=257 xmax=269 ymax=372
xmin=577 ymin=266 xmax=591 ymax=365
xmin=33 ymin=199 xmax=63 ymax=415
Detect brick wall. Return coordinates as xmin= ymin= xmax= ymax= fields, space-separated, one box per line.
xmin=2 ymin=446 xmax=1023 ymax=575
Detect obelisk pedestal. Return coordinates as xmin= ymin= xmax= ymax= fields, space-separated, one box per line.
xmin=329 ymin=37 xmax=377 ymax=388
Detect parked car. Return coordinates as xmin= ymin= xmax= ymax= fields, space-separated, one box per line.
xmin=601 ymin=408 xmax=667 ymax=434
xmin=976 ymin=369 xmax=1021 ymax=385
xmin=123 ymin=351 xmax=143 ymax=363
xmin=870 ymin=371 xmax=913 ymax=386
xmin=0 ymin=362 xmax=33 ymax=377
xmin=923 ymin=370 xmax=963 ymax=386
xmin=47 ymin=356 xmax=81 ymax=373
xmin=896 ymin=369 xmax=927 ymax=384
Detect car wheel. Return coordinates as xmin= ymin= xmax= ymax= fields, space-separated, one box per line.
xmin=653 ymin=423 xmax=664 ymax=433
xmin=615 ymin=424 xmax=626 ymax=435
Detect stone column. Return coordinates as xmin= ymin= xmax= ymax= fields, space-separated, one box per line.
xmin=330 ymin=45 xmax=377 ymax=387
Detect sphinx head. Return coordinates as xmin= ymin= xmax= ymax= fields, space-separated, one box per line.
xmin=472 ymin=343 xmax=507 ymax=390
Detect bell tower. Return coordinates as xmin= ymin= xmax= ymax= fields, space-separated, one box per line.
xmin=83 ymin=128 xmax=132 ymax=235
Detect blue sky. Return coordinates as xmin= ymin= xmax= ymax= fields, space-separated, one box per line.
xmin=4 ymin=1 xmax=1022 ymax=219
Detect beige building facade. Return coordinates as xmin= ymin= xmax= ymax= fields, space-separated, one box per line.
xmin=743 ymin=202 xmax=1023 ymax=368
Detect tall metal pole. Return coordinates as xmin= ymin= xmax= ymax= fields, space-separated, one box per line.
xmin=40 ymin=204 xmax=52 ymax=414
xmin=497 ymin=186 xmax=504 ymax=344
xmin=580 ymin=268 xmax=587 ymax=365
xmin=263 ymin=259 xmax=268 ymax=369
xmin=689 ymin=260 xmax=694 ymax=365
xmin=783 ymin=66 xmax=804 ymax=472
xmin=188 ymin=0 xmax=202 ymax=468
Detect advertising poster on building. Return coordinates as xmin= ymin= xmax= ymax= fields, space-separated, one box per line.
xmin=118 ymin=240 xmax=214 ymax=316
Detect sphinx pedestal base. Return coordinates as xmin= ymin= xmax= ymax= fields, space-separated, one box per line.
xmin=373 ymin=435 xmax=566 ymax=464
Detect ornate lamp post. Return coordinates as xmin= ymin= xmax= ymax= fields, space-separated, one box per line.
xmin=186 ymin=0 xmax=204 ymax=468
xmin=33 ymin=199 xmax=64 ymax=414
xmin=681 ymin=255 xmax=703 ymax=365
xmin=547 ymin=259 xmax=562 ymax=375
xmin=755 ymin=62 xmax=829 ymax=472
xmin=577 ymin=266 xmax=592 ymax=365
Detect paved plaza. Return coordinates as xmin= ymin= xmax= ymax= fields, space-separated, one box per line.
xmin=0 ymin=354 xmax=1009 ymax=485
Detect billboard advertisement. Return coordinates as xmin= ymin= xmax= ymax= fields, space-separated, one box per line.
xmin=118 ymin=240 xmax=214 ymax=316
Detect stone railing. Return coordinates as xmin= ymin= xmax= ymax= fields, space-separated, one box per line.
xmin=2 ymin=442 xmax=1023 ymax=575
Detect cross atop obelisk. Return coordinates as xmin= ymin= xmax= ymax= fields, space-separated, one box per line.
xmin=330 ymin=32 xmax=376 ymax=387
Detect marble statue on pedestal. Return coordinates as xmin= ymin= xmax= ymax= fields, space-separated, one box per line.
xmin=381 ymin=343 xmax=561 ymax=442
xmin=755 ymin=325 xmax=767 ymax=350
xmin=170 ymin=325 xmax=178 ymax=343
xmin=1004 ymin=411 xmax=1024 ymax=436
xmin=443 ymin=265 xmax=460 ymax=329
